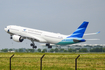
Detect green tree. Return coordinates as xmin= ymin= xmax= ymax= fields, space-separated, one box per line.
xmin=42 ymin=50 xmax=45 ymax=53
xmin=68 ymin=48 xmax=72 ymax=52
xmin=54 ymin=48 xmax=59 ymax=52
xmin=103 ymin=48 xmax=105 ymax=52
xmin=25 ymin=49 xmax=29 ymax=53
xmin=64 ymin=50 xmax=68 ymax=52
xmin=79 ymin=48 xmax=88 ymax=52
xmin=90 ymin=48 xmax=102 ymax=52
xmin=9 ymin=49 xmax=13 ymax=51
xmin=28 ymin=49 xmax=35 ymax=52
xmin=42 ymin=49 xmax=47 ymax=52
xmin=1 ymin=48 xmax=8 ymax=52
xmin=19 ymin=48 xmax=24 ymax=52
xmin=37 ymin=48 xmax=41 ymax=52
xmin=50 ymin=49 xmax=54 ymax=52
xmin=15 ymin=49 xmax=19 ymax=52
xmin=59 ymin=49 xmax=64 ymax=52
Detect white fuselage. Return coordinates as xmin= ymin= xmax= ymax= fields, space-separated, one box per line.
xmin=5 ymin=21 xmax=96 ymax=48
xmin=5 ymin=25 xmax=67 ymax=44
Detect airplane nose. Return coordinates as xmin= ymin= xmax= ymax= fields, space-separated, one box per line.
xmin=4 ymin=28 xmax=9 ymax=32
xmin=4 ymin=28 xmax=7 ymax=31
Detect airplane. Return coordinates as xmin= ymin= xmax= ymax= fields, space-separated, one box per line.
xmin=4 ymin=21 xmax=100 ymax=48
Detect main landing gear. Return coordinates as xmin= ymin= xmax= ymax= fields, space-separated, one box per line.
xmin=46 ymin=43 xmax=52 ymax=48
xmin=10 ymin=35 xmax=12 ymax=39
xmin=30 ymin=39 xmax=37 ymax=49
xmin=30 ymin=43 xmax=37 ymax=49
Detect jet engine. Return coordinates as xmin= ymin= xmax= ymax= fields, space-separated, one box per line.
xmin=12 ymin=35 xmax=24 ymax=42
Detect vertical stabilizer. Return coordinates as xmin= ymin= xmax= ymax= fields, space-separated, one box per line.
xmin=67 ymin=21 xmax=89 ymax=38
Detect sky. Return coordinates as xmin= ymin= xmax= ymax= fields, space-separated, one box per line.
xmin=0 ymin=0 xmax=105 ymax=49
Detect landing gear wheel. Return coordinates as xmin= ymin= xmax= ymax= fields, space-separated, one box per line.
xmin=48 ymin=46 xmax=52 ymax=48
xmin=32 ymin=46 xmax=37 ymax=49
xmin=30 ymin=43 xmax=37 ymax=49
xmin=10 ymin=36 xmax=12 ymax=39
xmin=10 ymin=35 xmax=12 ymax=39
xmin=46 ymin=43 xmax=50 ymax=46
xmin=30 ymin=43 xmax=33 ymax=46
xmin=46 ymin=43 xmax=52 ymax=48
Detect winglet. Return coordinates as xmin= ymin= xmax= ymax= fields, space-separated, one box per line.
xmin=96 ymin=31 xmax=100 ymax=34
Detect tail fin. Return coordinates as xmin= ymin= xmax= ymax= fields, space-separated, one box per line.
xmin=67 ymin=21 xmax=89 ymax=38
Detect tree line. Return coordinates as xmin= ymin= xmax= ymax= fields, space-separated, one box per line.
xmin=0 ymin=47 xmax=105 ymax=53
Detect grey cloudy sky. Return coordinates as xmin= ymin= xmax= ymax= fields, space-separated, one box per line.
xmin=0 ymin=0 xmax=105 ymax=49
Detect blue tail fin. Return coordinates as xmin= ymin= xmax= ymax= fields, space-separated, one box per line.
xmin=67 ymin=21 xmax=89 ymax=38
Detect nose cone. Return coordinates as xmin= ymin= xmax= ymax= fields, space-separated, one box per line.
xmin=4 ymin=28 xmax=9 ymax=32
xmin=4 ymin=28 xmax=7 ymax=32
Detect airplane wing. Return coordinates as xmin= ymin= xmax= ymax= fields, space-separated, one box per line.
xmin=20 ymin=34 xmax=47 ymax=43
xmin=84 ymin=31 xmax=100 ymax=36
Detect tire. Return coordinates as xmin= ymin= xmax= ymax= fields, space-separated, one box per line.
xmin=46 ymin=43 xmax=50 ymax=46
xmin=48 ymin=46 xmax=52 ymax=48
xmin=10 ymin=37 xmax=12 ymax=39
xmin=33 ymin=46 xmax=37 ymax=48
xmin=30 ymin=43 xmax=33 ymax=46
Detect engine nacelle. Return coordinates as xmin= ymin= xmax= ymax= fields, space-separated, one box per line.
xmin=12 ymin=35 xmax=24 ymax=42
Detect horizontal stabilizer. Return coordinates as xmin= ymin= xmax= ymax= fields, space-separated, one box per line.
xmin=84 ymin=31 xmax=100 ymax=36
xmin=86 ymin=39 xmax=100 ymax=40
